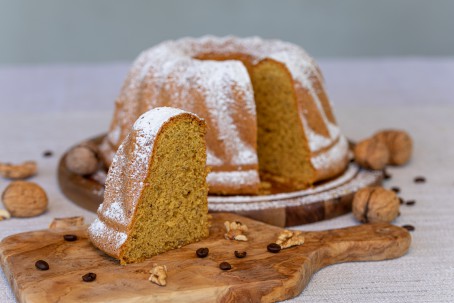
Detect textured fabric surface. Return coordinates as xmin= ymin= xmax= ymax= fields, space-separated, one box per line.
xmin=0 ymin=60 xmax=453 ymax=302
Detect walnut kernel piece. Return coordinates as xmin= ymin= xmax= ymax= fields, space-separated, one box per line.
xmin=276 ymin=230 xmax=305 ymax=249
xmin=149 ymin=264 xmax=168 ymax=286
xmin=65 ymin=145 xmax=99 ymax=176
xmin=224 ymin=221 xmax=248 ymax=232
xmin=224 ymin=221 xmax=248 ymax=241
xmin=0 ymin=209 xmax=11 ymax=221
xmin=0 ymin=161 xmax=37 ymax=180
xmin=49 ymin=216 xmax=85 ymax=229
xmin=352 ymin=187 xmax=400 ymax=224
xmin=233 ymin=234 xmax=248 ymax=241
xmin=354 ymin=137 xmax=390 ymax=170
xmin=2 ymin=181 xmax=48 ymax=217
xmin=374 ymin=130 xmax=413 ymax=166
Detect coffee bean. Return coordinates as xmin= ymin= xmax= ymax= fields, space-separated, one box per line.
xmin=234 ymin=251 xmax=247 ymax=258
xmin=43 ymin=150 xmax=53 ymax=157
xmin=391 ymin=187 xmax=400 ymax=194
xmin=405 ymin=200 xmax=416 ymax=206
xmin=82 ymin=272 xmax=97 ymax=282
xmin=196 ymin=247 xmax=209 ymax=258
xmin=35 ymin=260 xmax=49 ymax=271
xmin=219 ymin=262 xmax=232 ymax=270
xmin=383 ymin=169 xmax=392 ymax=180
xmin=414 ymin=176 xmax=426 ymax=183
xmin=399 ymin=197 xmax=404 ymax=205
xmin=64 ymin=234 xmax=78 ymax=242
xmin=402 ymin=225 xmax=415 ymax=232
xmin=267 ymin=243 xmax=281 ymax=253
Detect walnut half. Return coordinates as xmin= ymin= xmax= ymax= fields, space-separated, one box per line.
xmin=276 ymin=230 xmax=305 ymax=249
xmin=149 ymin=264 xmax=168 ymax=286
xmin=224 ymin=221 xmax=248 ymax=241
xmin=0 ymin=161 xmax=37 ymax=180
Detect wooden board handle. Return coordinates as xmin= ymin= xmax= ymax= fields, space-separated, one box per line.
xmin=303 ymin=223 xmax=411 ymax=269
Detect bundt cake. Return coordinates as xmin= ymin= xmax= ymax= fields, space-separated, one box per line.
xmin=100 ymin=36 xmax=349 ymax=195
xmin=89 ymin=107 xmax=209 ymax=264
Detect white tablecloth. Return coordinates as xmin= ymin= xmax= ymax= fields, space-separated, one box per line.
xmin=0 ymin=59 xmax=453 ymax=302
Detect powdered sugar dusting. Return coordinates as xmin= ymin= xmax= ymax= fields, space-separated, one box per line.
xmin=207 ymin=170 xmax=260 ymax=188
xmin=311 ymin=135 xmax=349 ymax=172
xmin=134 ymin=107 xmax=191 ymax=137
xmin=88 ymin=218 xmax=127 ymax=256
xmin=131 ymin=44 xmax=258 ymax=170
xmin=101 ymin=200 xmax=127 ymax=226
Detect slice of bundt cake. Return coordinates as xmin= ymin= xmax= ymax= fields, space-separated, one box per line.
xmin=88 ymin=107 xmax=209 ymax=264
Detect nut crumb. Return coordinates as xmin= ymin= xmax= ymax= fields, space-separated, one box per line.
xmin=0 ymin=161 xmax=37 ymax=180
xmin=233 ymin=234 xmax=248 ymax=241
xmin=0 ymin=209 xmax=11 ymax=221
xmin=224 ymin=221 xmax=248 ymax=241
xmin=276 ymin=230 xmax=305 ymax=249
xmin=149 ymin=264 xmax=168 ymax=286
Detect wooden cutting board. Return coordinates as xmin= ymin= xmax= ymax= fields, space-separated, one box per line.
xmin=0 ymin=213 xmax=411 ymax=303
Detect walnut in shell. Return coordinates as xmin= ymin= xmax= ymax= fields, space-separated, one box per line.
xmin=2 ymin=181 xmax=48 ymax=217
xmin=352 ymin=187 xmax=400 ymax=223
xmin=354 ymin=138 xmax=390 ymax=170
xmin=374 ymin=130 xmax=413 ymax=166
xmin=65 ymin=145 xmax=99 ymax=176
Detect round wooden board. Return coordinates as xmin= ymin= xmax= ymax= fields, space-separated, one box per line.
xmin=58 ymin=135 xmax=383 ymax=227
